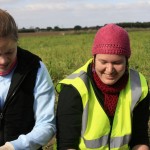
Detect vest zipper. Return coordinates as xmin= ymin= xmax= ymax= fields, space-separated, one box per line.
xmin=0 ymin=70 xmax=29 ymax=122
xmin=0 ymin=112 xmax=3 ymax=128
xmin=0 ymin=85 xmax=23 ymax=127
xmin=0 ymin=113 xmax=3 ymax=119
xmin=0 ymin=113 xmax=3 ymax=120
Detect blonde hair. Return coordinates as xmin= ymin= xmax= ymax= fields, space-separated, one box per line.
xmin=0 ymin=9 xmax=18 ymax=41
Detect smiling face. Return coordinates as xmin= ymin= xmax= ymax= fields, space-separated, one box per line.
xmin=0 ymin=38 xmax=17 ymax=74
xmin=94 ymin=54 xmax=127 ymax=85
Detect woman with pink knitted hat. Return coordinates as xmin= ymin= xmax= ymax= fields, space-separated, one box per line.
xmin=56 ymin=24 xmax=150 ymax=150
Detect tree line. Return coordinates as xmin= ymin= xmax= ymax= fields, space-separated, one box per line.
xmin=18 ymin=22 xmax=150 ymax=33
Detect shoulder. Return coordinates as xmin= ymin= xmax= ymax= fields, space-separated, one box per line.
xmin=57 ymin=85 xmax=83 ymax=114
xmin=35 ymin=61 xmax=54 ymax=90
xmin=17 ymin=47 xmax=41 ymax=66
xmin=37 ymin=61 xmax=50 ymax=78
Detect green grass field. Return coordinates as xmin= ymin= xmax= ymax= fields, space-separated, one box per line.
xmin=18 ymin=29 xmax=150 ymax=149
xmin=19 ymin=30 xmax=150 ymax=86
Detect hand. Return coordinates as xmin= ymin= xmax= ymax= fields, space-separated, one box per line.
xmin=0 ymin=145 xmax=9 ymax=150
xmin=0 ymin=143 xmax=14 ymax=150
xmin=132 ymin=145 xmax=149 ymax=150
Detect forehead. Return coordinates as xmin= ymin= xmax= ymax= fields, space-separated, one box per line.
xmin=0 ymin=38 xmax=17 ymax=49
xmin=96 ymin=54 xmax=126 ymax=61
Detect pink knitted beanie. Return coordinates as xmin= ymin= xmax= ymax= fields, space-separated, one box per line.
xmin=92 ymin=23 xmax=131 ymax=58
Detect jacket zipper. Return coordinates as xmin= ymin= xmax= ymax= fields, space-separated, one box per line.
xmin=0 ymin=71 xmax=29 ymax=121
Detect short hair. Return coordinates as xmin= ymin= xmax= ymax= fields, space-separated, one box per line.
xmin=0 ymin=9 xmax=18 ymax=41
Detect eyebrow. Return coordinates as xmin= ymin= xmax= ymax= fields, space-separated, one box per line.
xmin=98 ymin=58 xmax=124 ymax=63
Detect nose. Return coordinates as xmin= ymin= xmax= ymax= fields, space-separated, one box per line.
xmin=106 ymin=63 xmax=114 ymax=74
xmin=0 ymin=55 xmax=8 ymax=65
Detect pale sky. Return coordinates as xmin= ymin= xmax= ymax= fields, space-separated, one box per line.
xmin=0 ymin=0 xmax=150 ymax=29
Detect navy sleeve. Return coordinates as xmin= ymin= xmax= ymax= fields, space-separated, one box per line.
xmin=56 ymin=85 xmax=83 ymax=150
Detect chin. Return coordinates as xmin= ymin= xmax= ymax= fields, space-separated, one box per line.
xmin=103 ymin=80 xmax=117 ymax=85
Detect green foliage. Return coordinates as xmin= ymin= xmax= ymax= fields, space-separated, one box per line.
xmin=18 ymin=30 xmax=150 ymax=87
xmin=128 ymin=30 xmax=150 ymax=86
xmin=18 ymin=33 xmax=94 ymax=85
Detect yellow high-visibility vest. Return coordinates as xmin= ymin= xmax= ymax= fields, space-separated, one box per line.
xmin=56 ymin=59 xmax=148 ymax=150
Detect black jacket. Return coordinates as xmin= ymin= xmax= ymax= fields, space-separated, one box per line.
xmin=0 ymin=47 xmax=41 ymax=146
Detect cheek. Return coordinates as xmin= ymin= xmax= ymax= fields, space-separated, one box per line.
xmin=8 ymin=54 xmax=16 ymax=64
xmin=95 ymin=63 xmax=104 ymax=74
xmin=11 ymin=51 xmax=17 ymax=60
xmin=116 ymin=65 xmax=126 ymax=74
xmin=119 ymin=64 xmax=126 ymax=71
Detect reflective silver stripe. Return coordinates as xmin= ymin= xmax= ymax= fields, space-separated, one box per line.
xmin=83 ymin=134 xmax=130 ymax=149
xmin=130 ymin=69 xmax=142 ymax=111
xmin=79 ymin=72 xmax=110 ymax=148
xmin=83 ymin=135 xmax=109 ymax=148
xmin=79 ymin=72 xmax=89 ymax=136
xmin=81 ymin=102 xmax=88 ymax=136
xmin=67 ymin=71 xmax=85 ymax=79
xmin=80 ymin=72 xmax=90 ymax=91
xmin=66 ymin=69 xmax=142 ymax=149
xmin=110 ymin=135 xmax=130 ymax=148
xmin=66 ymin=71 xmax=90 ymax=136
